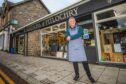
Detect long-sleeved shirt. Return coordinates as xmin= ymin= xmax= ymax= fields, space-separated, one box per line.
xmin=65 ymin=25 xmax=83 ymax=40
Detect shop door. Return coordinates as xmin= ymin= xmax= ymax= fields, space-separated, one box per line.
xmin=18 ymin=35 xmax=25 ymax=55
xmin=0 ymin=34 xmax=4 ymax=50
xmin=78 ymin=22 xmax=97 ymax=63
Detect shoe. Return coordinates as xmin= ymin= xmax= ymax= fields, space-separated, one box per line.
xmin=73 ymin=75 xmax=79 ymax=81
xmin=89 ymin=76 xmax=96 ymax=83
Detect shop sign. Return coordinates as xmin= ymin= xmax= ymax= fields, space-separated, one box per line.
xmin=43 ymin=7 xmax=78 ymax=26
xmin=26 ymin=7 xmax=79 ymax=32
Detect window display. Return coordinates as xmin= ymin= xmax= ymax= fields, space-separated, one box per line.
xmin=41 ymin=22 xmax=67 ymax=59
xmin=94 ymin=3 xmax=126 ymax=63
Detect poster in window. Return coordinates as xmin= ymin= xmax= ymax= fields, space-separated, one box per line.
xmin=114 ymin=44 xmax=122 ymax=52
xmin=84 ymin=35 xmax=89 ymax=39
xmin=91 ymin=40 xmax=95 ymax=46
xmin=84 ymin=29 xmax=88 ymax=35
xmin=104 ymin=44 xmax=113 ymax=53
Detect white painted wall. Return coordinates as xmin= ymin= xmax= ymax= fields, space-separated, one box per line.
xmin=0 ymin=31 xmax=9 ymax=51
xmin=0 ymin=31 xmax=4 ymax=50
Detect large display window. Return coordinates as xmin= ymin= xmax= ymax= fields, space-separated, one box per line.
xmin=94 ymin=3 xmax=126 ymax=63
xmin=41 ymin=22 xmax=67 ymax=59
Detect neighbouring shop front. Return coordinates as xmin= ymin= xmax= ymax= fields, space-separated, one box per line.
xmin=0 ymin=30 xmax=9 ymax=51
xmin=11 ymin=0 xmax=125 ymax=64
xmin=11 ymin=29 xmax=26 ymax=55
xmin=0 ymin=31 xmax=4 ymax=50
xmin=94 ymin=3 xmax=126 ymax=64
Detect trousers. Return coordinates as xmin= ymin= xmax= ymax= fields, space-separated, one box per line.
xmin=73 ymin=61 xmax=91 ymax=77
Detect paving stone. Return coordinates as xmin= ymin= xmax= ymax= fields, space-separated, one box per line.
xmin=57 ymin=70 xmax=72 ymax=77
xmin=34 ymin=70 xmax=48 ymax=76
xmin=27 ymin=76 xmax=43 ymax=84
xmin=0 ymin=51 xmax=126 ymax=84
xmin=118 ymin=70 xmax=126 ymax=83
xmin=98 ymin=74 xmax=117 ymax=84
xmin=75 ymin=81 xmax=87 ymax=84
xmin=101 ymin=68 xmax=119 ymax=78
xmin=62 ymin=73 xmax=77 ymax=84
xmin=34 ymin=74 xmax=48 ymax=81
xmin=23 ymin=68 xmax=38 ymax=74
xmin=28 ymin=73 xmax=37 ymax=78
xmin=79 ymin=74 xmax=92 ymax=84
xmin=48 ymin=73 xmax=65 ymax=82
xmin=55 ymin=80 xmax=73 ymax=84
xmin=16 ymin=71 xmax=28 ymax=80
xmin=40 ymin=78 xmax=55 ymax=84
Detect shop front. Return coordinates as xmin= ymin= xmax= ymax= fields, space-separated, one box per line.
xmin=94 ymin=3 xmax=126 ymax=64
xmin=11 ymin=29 xmax=26 ymax=55
xmin=11 ymin=0 xmax=125 ymax=64
xmin=40 ymin=14 xmax=97 ymax=63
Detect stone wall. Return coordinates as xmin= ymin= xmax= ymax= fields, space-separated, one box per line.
xmin=10 ymin=0 xmax=49 ymax=56
xmin=11 ymin=0 xmax=49 ymax=28
xmin=27 ymin=29 xmax=41 ymax=56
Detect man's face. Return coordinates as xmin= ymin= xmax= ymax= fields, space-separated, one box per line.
xmin=68 ymin=18 xmax=76 ymax=28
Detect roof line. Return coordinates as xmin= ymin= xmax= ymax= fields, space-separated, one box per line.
xmin=39 ymin=0 xmax=51 ymax=14
xmin=10 ymin=0 xmax=50 ymax=13
xmin=12 ymin=0 xmax=90 ymax=34
xmin=10 ymin=0 xmax=32 ymax=7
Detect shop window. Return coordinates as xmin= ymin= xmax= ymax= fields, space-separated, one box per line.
xmin=96 ymin=3 xmax=126 ymax=21
xmin=97 ymin=10 xmax=115 ymax=20
xmin=94 ymin=3 xmax=126 ymax=63
xmin=41 ymin=22 xmax=67 ymax=59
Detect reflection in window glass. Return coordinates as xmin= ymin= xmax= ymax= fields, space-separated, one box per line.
xmin=96 ymin=4 xmax=126 ymax=20
xmin=97 ymin=17 xmax=126 ymax=63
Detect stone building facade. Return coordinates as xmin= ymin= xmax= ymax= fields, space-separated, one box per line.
xmin=0 ymin=0 xmax=49 ymax=55
xmin=10 ymin=0 xmax=49 ymax=27
xmin=9 ymin=0 xmax=49 ymax=56
xmin=27 ymin=30 xmax=41 ymax=56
